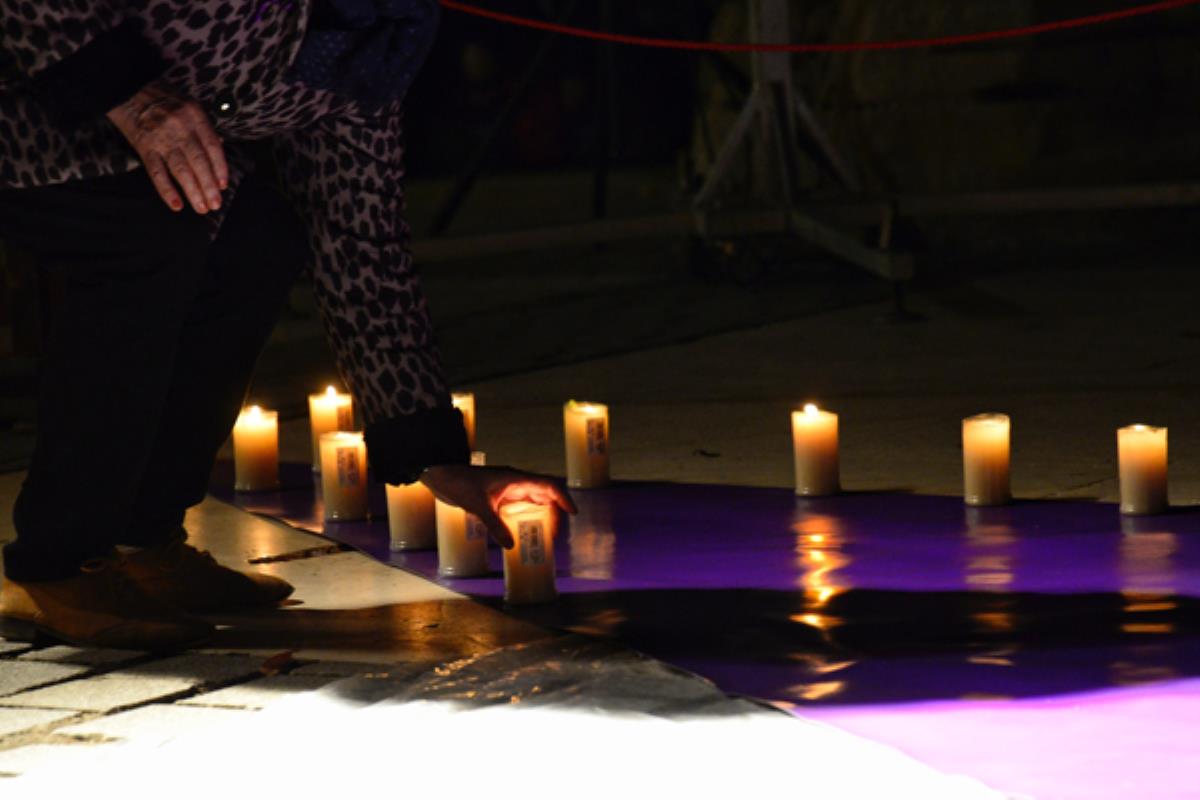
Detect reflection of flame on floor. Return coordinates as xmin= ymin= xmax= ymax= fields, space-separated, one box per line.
xmin=789 ymin=612 xmax=843 ymax=632
xmin=573 ymin=608 xmax=628 ymax=638
xmin=1110 ymin=659 xmax=1180 ymax=687
xmin=1119 ymin=530 xmax=1178 ymax=636
xmin=971 ymin=610 xmax=1016 ymax=634
xmin=569 ymin=528 xmax=616 ymax=580
xmin=787 ymin=653 xmax=858 ymax=675
xmin=787 ymin=680 xmax=847 ymax=702
xmin=964 ymin=509 xmax=1016 ymax=593
xmin=792 ymin=513 xmax=849 ymax=612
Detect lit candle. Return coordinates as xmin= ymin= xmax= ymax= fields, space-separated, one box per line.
xmin=500 ymin=501 xmax=558 ymax=605
xmin=791 ymin=404 xmax=839 ymax=496
xmin=1118 ymin=424 xmax=1168 ymax=515
xmin=385 ymin=481 xmax=436 ymax=551
xmin=308 ymin=385 xmax=354 ymax=471
xmin=233 ymin=405 xmax=279 ymax=492
xmin=451 ymin=392 xmax=477 ymax=449
xmin=962 ymin=413 xmax=1011 ymax=507
xmin=563 ymin=400 xmax=610 ymax=489
xmin=436 ymin=451 xmax=489 ymax=576
xmin=319 ymin=431 xmax=368 ymax=521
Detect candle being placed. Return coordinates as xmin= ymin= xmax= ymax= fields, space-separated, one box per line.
xmin=1118 ymin=424 xmax=1168 ymax=515
xmin=308 ymin=385 xmax=354 ymax=471
xmin=451 ymin=392 xmax=477 ymax=449
xmin=233 ymin=405 xmax=279 ymax=492
xmin=319 ymin=431 xmax=368 ymax=521
xmin=791 ymin=404 xmax=839 ymax=497
xmin=963 ymin=413 xmax=1011 ymax=507
xmin=500 ymin=501 xmax=558 ymax=605
xmin=436 ymin=451 xmax=489 ymax=576
xmin=386 ymin=481 xmax=436 ymax=551
xmin=563 ymin=400 xmax=610 ymax=489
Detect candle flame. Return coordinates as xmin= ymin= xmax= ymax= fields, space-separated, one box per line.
xmin=247 ymin=405 xmax=262 ymax=419
xmin=325 ymin=385 xmax=337 ymax=397
xmin=804 ymin=403 xmax=819 ymax=417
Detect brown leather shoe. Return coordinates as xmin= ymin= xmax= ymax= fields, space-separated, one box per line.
xmin=0 ymin=558 xmax=214 ymax=651
xmin=121 ymin=530 xmax=294 ymax=613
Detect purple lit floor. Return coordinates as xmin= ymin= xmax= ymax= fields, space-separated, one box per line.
xmin=212 ymin=462 xmax=1200 ymax=799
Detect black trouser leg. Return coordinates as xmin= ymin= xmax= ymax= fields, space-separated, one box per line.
xmin=120 ymin=173 xmax=307 ymax=546
xmin=0 ymin=170 xmax=213 ymax=581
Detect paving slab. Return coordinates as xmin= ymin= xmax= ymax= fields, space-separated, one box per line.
xmin=0 ymin=661 xmax=87 ymax=698
xmin=0 ymin=743 xmax=125 ymax=778
xmin=179 ymin=674 xmax=338 ymax=709
xmin=0 ymin=707 xmax=77 ymax=738
xmin=0 ymin=640 xmax=32 ymax=657
xmin=1 ymin=654 xmax=263 ymax=711
xmin=58 ymin=704 xmax=246 ymax=745
xmin=17 ymin=646 xmax=142 ymax=668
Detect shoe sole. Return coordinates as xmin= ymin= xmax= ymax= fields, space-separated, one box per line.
xmin=0 ymin=615 xmax=214 ymax=653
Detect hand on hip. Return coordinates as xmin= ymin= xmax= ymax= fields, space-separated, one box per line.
xmin=106 ymin=80 xmax=229 ymax=215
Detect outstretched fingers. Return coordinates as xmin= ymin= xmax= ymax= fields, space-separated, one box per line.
xmin=479 ymin=506 xmax=515 ymax=549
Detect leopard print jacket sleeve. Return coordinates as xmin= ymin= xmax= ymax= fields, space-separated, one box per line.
xmin=272 ymin=108 xmax=470 ymax=481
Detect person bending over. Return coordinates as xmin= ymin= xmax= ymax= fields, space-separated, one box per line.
xmin=0 ymin=0 xmax=573 ymax=650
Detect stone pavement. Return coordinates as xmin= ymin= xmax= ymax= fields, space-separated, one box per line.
xmin=0 ymin=518 xmax=1001 ymax=798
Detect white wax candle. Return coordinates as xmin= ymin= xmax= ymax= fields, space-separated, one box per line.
xmin=563 ymin=400 xmax=610 ymax=489
xmin=791 ymin=404 xmax=839 ymax=496
xmin=385 ymin=481 xmax=435 ymax=551
xmin=1118 ymin=424 xmax=1168 ymax=515
xmin=500 ymin=501 xmax=558 ymax=605
xmin=962 ymin=413 xmax=1011 ymax=507
xmin=451 ymin=392 xmax=477 ymax=449
xmin=319 ymin=431 xmax=369 ymax=521
xmin=233 ymin=405 xmax=279 ymax=492
xmin=436 ymin=451 xmax=489 ymax=576
xmin=308 ymin=385 xmax=354 ymax=471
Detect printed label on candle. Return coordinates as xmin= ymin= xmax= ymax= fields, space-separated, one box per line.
xmin=336 ymin=448 xmax=360 ymax=487
xmin=466 ymin=516 xmax=486 ymax=541
xmin=519 ymin=521 xmax=546 ymax=565
xmin=336 ymin=406 xmax=353 ymax=430
xmin=587 ymin=419 xmax=607 ymax=456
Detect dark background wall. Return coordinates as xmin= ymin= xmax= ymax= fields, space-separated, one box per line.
xmin=406 ymin=0 xmax=1200 ymax=192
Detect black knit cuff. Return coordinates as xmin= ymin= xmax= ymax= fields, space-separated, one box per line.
xmin=365 ymin=406 xmax=471 ymax=485
xmin=28 ymin=18 xmax=167 ymax=127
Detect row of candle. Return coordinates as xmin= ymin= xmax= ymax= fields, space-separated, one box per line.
xmin=232 ymin=387 xmax=570 ymax=604
xmin=232 ymin=389 xmax=612 ymax=492
xmin=235 ymin=392 xmax=1172 ymax=524
xmin=791 ymin=405 xmax=1170 ymax=515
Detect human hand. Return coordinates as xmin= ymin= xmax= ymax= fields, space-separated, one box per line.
xmin=105 ymin=79 xmax=228 ymax=214
xmin=420 ymin=464 xmax=577 ymax=548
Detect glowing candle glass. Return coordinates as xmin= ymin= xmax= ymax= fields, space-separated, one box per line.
xmin=451 ymin=392 xmax=477 ymax=450
xmin=1118 ymin=424 xmax=1168 ymax=515
xmin=563 ymin=400 xmax=610 ymax=489
xmin=308 ymin=385 xmax=354 ymax=471
xmin=436 ymin=451 xmax=489 ymax=576
xmin=791 ymin=404 xmax=840 ymax=496
xmin=319 ymin=431 xmax=368 ymax=521
xmin=962 ymin=413 xmax=1011 ymax=507
xmin=385 ymin=481 xmax=436 ymax=551
xmin=233 ymin=405 xmax=279 ymax=492
xmin=500 ymin=501 xmax=558 ymax=605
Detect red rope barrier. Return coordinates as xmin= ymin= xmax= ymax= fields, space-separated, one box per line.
xmin=438 ymin=0 xmax=1200 ymax=53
